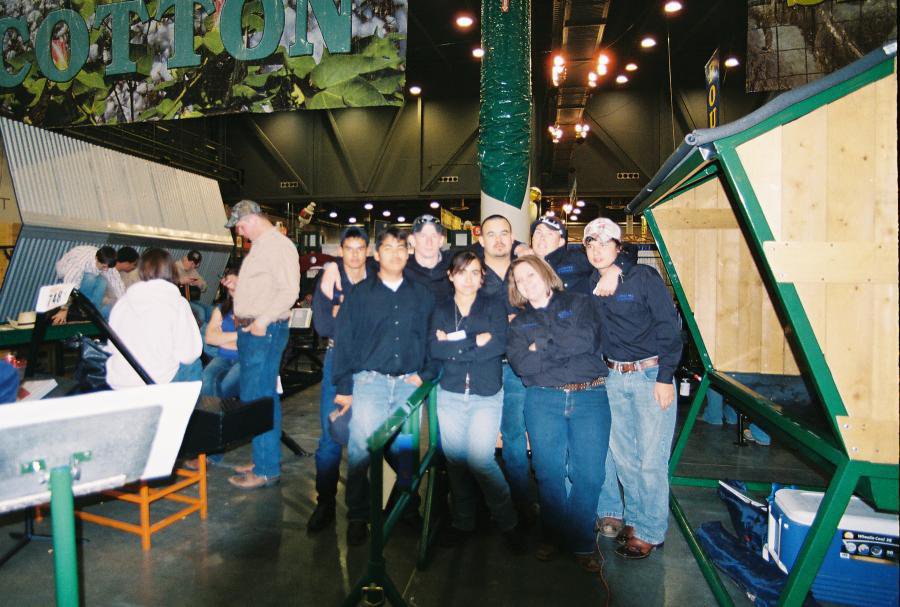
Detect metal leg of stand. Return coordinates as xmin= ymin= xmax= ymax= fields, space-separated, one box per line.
xmin=0 ymin=510 xmax=53 ymax=568
xmin=50 ymin=466 xmax=79 ymax=607
xmin=280 ymin=432 xmax=312 ymax=457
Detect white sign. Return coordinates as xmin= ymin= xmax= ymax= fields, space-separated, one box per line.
xmin=35 ymin=284 xmax=74 ymax=313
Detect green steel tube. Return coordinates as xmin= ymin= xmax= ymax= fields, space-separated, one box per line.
xmin=670 ymin=491 xmax=735 ymax=607
xmin=50 ymin=466 xmax=79 ymax=607
xmin=669 ymin=372 xmax=710 ymax=477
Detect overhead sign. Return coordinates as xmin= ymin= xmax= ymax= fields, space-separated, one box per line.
xmin=705 ymin=49 xmax=720 ymax=128
xmin=0 ymin=0 xmax=407 ymax=126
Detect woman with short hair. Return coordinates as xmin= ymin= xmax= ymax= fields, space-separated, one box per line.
xmin=506 ymin=255 xmax=610 ymax=571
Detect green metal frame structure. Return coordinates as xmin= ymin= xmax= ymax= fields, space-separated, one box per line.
xmin=626 ymin=45 xmax=898 ymax=607
xmin=342 ymin=381 xmax=441 ymax=607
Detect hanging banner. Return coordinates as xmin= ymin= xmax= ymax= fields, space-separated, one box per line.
xmin=704 ymin=49 xmax=720 ymax=128
xmin=0 ymin=0 xmax=407 ymax=126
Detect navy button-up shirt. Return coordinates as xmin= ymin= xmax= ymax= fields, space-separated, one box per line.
xmin=311 ymin=259 xmax=377 ymax=340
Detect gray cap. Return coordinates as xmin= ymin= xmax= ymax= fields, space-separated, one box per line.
xmin=225 ymin=200 xmax=261 ymax=228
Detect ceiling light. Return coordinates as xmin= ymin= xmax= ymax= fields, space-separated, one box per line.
xmin=553 ymin=54 xmax=565 ymax=67
xmin=546 ymin=210 xmax=555 ymax=217
xmin=598 ymin=53 xmax=610 ymax=65
xmin=616 ymin=74 xmax=628 ymax=84
xmin=563 ymin=203 xmax=573 ymax=214
xmin=364 ymin=203 xmax=374 ymax=210
xmin=382 ymin=210 xmax=391 ymax=217
xmin=664 ymin=1 xmax=683 ymax=14
xmin=397 ymin=216 xmax=406 ymax=223
xmin=724 ymin=56 xmax=740 ymax=68
xmin=348 ymin=216 xmax=357 ymax=223
xmin=572 ymin=207 xmax=581 ymax=215
xmin=597 ymin=64 xmax=608 ymax=76
xmin=548 ymin=125 xmax=563 ymax=141
xmin=588 ymin=71 xmax=598 ymax=87
xmin=472 ymin=47 xmax=485 ymax=59
xmin=576 ymin=199 xmax=585 ymax=207
xmin=328 ymin=211 xmax=338 ymax=218
xmin=430 ymin=201 xmax=440 ymax=209
xmin=408 ymin=85 xmax=421 ymax=96
xmin=455 ymin=15 xmax=474 ymax=29
xmin=625 ymin=62 xmax=638 ymax=71
xmin=640 ymin=36 xmax=657 ymax=48
xmin=574 ymin=123 xmax=589 ymax=139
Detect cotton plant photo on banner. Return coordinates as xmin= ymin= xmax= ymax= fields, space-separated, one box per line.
xmin=0 ymin=0 xmax=407 ymax=127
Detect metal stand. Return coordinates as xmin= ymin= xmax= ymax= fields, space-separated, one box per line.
xmin=0 ymin=510 xmax=51 ymax=568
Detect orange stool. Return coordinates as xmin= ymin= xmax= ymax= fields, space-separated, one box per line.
xmin=76 ymin=454 xmax=208 ymax=551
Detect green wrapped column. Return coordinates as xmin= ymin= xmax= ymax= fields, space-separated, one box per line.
xmin=479 ymin=0 xmax=533 ymax=241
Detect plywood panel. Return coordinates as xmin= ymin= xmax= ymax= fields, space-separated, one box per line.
xmin=715 ymin=228 xmax=741 ymax=369
xmin=737 ymin=127 xmax=783 ymax=240
xmin=651 ymin=208 xmax=737 ymax=229
xmin=825 ymin=284 xmax=874 ymax=418
xmin=693 ymin=180 xmax=720 ymax=365
xmin=764 ymin=241 xmax=897 ymax=283
xmin=735 ymin=238 xmax=763 ymax=371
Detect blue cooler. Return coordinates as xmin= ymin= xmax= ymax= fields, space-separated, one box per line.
xmin=764 ymin=489 xmax=899 ymax=606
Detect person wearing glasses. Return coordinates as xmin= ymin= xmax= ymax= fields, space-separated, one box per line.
xmin=585 ymin=218 xmax=682 ymax=560
xmin=506 ymin=255 xmax=610 ymax=572
xmin=428 ymin=250 xmax=524 ymax=552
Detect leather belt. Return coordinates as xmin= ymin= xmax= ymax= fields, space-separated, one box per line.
xmin=235 ymin=317 xmax=255 ymax=328
xmin=560 ymin=376 xmax=606 ymax=392
xmin=606 ymin=356 xmax=659 ymax=373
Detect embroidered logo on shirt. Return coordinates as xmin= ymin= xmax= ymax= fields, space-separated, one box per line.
xmin=557 ymin=310 xmax=573 ymax=320
xmin=615 ymin=293 xmax=636 ymax=302
xmin=520 ymin=322 xmax=539 ymax=329
xmin=556 ymin=264 xmax=574 ymax=274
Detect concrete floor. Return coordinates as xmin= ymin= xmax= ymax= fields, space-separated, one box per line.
xmin=0 ymin=382 xmax=828 ymax=607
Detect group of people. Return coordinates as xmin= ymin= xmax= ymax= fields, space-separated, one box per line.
xmin=307 ymin=210 xmax=683 ymax=569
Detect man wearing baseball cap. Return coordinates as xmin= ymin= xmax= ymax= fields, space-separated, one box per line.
xmin=584 ymin=217 xmax=682 ymax=560
xmin=528 ymin=215 xmax=596 ymax=295
xmin=225 ymin=200 xmax=301 ymax=490
xmin=404 ymin=214 xmax=454 ymax=301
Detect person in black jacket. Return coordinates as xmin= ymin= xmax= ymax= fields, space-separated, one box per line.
xmin=404 ymin=213 xmax=454 ymax=301
xmin=429 ymin=250 xmax=522 ymax=551
xmin=585 ymin=218 xmax=682 ymax=560
xmin=506 ymin=255 xmax=611 ymax=571
xmin=332 ymin=227 xmax=437 ymax=546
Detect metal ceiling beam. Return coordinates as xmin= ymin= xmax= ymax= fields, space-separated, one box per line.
xmin=248 ymin=118 xmax=310 ymax=193
xmin=326 ymin=110 xmax=365 ymax=193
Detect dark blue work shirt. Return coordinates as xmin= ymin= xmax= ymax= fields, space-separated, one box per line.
xmin=544 ymin=245 xmax=595 ymax=295
xmin=311 ymin=259 xmax=376 ymax=339
xmin=428 ymin=293 xmax=508 ymax=396
xmin=332 ymin=275 xmax=436 ymax=395
xmin=507 ymin=290 xmax=607 ymax=388
xmin=470 ymin=241 xmax=517 ymax=314
xmin=404 ymin=249 xmax=453 ymax=302
xmin=590 ymin=261 xmax=682 ymax=384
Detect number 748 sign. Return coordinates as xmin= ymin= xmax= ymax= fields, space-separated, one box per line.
xmin=35 ymin=284 xmax=74 ymax=313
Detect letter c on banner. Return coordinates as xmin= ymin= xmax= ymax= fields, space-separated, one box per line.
xmin=35 ymin=9 xmax=89 ymax=83
xmin=0 ymin=18 xmax=30 ymax=88
xmin=220 ymin=0 xmax=285 ymax=61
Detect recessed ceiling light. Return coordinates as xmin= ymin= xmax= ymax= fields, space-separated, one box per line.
xmin=472 ymin=47 xmax=485 ymax=59
xmin=664 ymin=1 xmax=683 ymax=14
xmin=397 ymin=216 xmax=406 ymax=223
xmin=616 ymin=74 xmax=628 ymax=84
xmin=430 ymin=201 xmax=440 ymax=209
xmin=576 ymin=199 xmax=585 ymax=207
xmin=625 ymin=62 xmax=638 ymax=71
xmin=364 ymin=203 xmax=374 ymax=210
xmin=409 ymin=85 xmax=422 ymax=96
xmin=455 ymin=15 xmax=474 ymax=29
xmin=640 ymin=36 xmax=657 ymax=48
xmin=724 ymin=56 xmax=740 ymax=68
xmin=328 ymin=211 xmax=338 ymax=218
xmin=382 ymin=210 xmax=391 ymax=217
xmin=572 ymin=207 xmax=581 ymax=215
xmin=348 ymin=216 xmax=357 ymax=223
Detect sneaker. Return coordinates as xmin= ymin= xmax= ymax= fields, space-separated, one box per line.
xmin=596 ymin=516 xmax=624 ymax=538
xmin=306 ymin=502 xmax=336 ymax=533
xmin=347 ymin=520 xmax=369 ymax=546
xmin=742 ymin=428 xmax=772 ymax=446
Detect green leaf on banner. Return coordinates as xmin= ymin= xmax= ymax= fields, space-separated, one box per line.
xmin=243 ymin=13 xmax=264 ymax=32
xmin=290 ymin=84 xmax=305 ymax=106
xmin=136 ymin=55 xmax=153 ymax=77
xmin=163 ymin=100 xmax=183 ymax=120
xmin=369 ymin=73 xmax=404 ymax=95
xmin=285 ymin=55 xmax=316 ymax=79
xmin=202 ymin=31 xmax=224 ymax=54
xmin=306 ymin=89 xmax=345 ymax=109
xmin=181 ymin=109 xmax=203 ymax=119
xmin=77 ymin=0 xmax=96 ymax=20
xmin=231 ymin=84 xmax=257 ymax=98
xmin=154 ymin=78 xmax=180 ymax=90
xmin=309 ymin=55 xmax=395 ymax=89
xmin=91 ymin=97 xmax=106 ymax=115
xmin=75 ymin=70 xmax=106 ymax=90
xmin=139 ymin=106 xmax=160 ymax=120
xmin=26 ymin=79 xmax=46 ymax=107
xmin=332 ymin=78 xmax=385 ymax=107
xmin=243 ymin=72 xmax=271 ymax=87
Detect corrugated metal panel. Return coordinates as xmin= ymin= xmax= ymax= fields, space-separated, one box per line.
xmin=0 ymin=227 xmax=231 ymax=319
xmin=0 ymin=117 xmax=231 ymax=246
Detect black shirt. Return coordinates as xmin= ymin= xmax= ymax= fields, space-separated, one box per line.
xmin=470 ymin=241 xmax=517 ymax=314
xmin=544 ymin=245 xmax=595 ymax=295
xmin=507 ymin=290 xmax=607 ymax=388
xmin=311 ymin=259 xmax=376 ymax=339
xmin=590 ymin=261 xmax=682 ymax=384
xmin=429 ymin=293 xmax=508 ymax=396
xmin=404 ymin=249 xmax=453 ymax=301
xmin=332 ymin=275 xmax=436 ymax=395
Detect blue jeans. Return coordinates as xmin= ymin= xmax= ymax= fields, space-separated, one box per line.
xmin=346 ymin=371 xmax=417 ymax=521
xmin=524 ymin=384 xmax=610 ymax=554
xmin=596 ymin=367 xmax=676 ymax=545
xmin=238 ymin=321 xmax=289 ymax=479
xmin=314 ymin=348 xmax=343 ymax=504
xmin=80 ymin=272 xmax=110 ymax=318
xmin=437 ymin=387 xmax=517 ymax=533
xmin=500 ymin=363 xmax=530 ymax=508
xmin=201 ymin=356 xmax=240 ymax=398
xmin=172 ymin=359 xmax=202 ymax=382
xmin=702 ymin=388 xmax=770 ymax=444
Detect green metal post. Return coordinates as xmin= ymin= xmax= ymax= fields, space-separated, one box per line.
xmin=670 ymin=491 xmax=734 ymax=607
xmin=50 ymin=466 xmax=79 ymax=607
xmin=778 ymin=459 xmax=858 ymax=607
xmin=417 ymin=385 xmax=440 ymax=569
xmin=669 ymin=371 xmax=710 ymax=476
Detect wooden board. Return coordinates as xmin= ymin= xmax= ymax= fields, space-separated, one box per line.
xmin=764 ymin=241 xmax=898 ymax=284
xmin=650 ymin=208 xmax=737 ymax=229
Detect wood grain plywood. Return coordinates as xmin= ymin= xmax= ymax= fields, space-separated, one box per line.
xmin=736 ymin=128 xmax=784 ymax=240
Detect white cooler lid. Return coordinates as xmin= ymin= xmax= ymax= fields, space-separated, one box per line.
xmin=774 ymin=489 xmax=899 ymax=536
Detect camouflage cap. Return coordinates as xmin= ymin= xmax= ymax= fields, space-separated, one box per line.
xmin=225 ymin=200 xmax=262 ymax=228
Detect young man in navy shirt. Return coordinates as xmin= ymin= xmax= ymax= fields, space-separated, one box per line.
xmin=332 ymin=226 xmax=436 ymax=545
xmin=307 ymin=227 xmax=374 ymax=533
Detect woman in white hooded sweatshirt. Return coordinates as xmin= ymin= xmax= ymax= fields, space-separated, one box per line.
xmin=106 ymin=248 xmax=203 ymax=389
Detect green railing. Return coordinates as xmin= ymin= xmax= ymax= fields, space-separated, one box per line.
xmin=342 ymin=380 xmax=441 ymax=607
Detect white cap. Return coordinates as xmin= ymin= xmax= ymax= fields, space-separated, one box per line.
xmin=583 ymin=217 xmax=622 ymax=243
